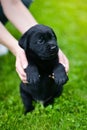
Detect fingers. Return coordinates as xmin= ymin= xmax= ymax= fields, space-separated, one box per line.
xmin=16 ymin=58 xmax=27 ymax=83
xmin=58 ymin=49 xmax=69 ymax=73
xmin=62 ymin=58 xmax=69 ymax=74
xmin=16 ymin=66 xmax=27 ymax=83
xmin=62 ymin=54 xmax=69 ymax=74
xmin=15 ymin=48 xmax=28 ymax=83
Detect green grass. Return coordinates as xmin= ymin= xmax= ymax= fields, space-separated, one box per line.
xmin=0 ymin=0 xmax=87 ymax=129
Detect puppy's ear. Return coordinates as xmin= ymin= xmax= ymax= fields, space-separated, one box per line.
xmin=51 ymin=29 xmax=57 ymax=40
xmin=19 ymin=32 xmax=28 ymax=50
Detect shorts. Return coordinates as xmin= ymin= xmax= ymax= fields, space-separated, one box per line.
xmin=0 ymin=0 xmax=33 ymax=24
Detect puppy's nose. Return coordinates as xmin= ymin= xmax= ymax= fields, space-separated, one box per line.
xmin=50 ymin=46 xmax=56 ymax=50
xmin=47 ymin=44 xmax=57 ymax=52
xmin=50 ymin=45 xmax=57 ymax=52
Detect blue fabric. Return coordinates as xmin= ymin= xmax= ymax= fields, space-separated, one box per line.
xmin=22 ymin=0 xmax=33 ymax=7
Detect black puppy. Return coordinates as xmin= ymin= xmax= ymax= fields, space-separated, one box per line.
xmin=19 ymin=24 xmax=68 ymax=114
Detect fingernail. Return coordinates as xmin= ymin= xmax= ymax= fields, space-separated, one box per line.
xmin=23 ymin=64 xmax=28 ymax=69
xmin=62 ymin=64 xmax=66 ymax=68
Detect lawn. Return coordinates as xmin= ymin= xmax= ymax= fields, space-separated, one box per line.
xmin=0 ymin=0 xmax=87 ymax=130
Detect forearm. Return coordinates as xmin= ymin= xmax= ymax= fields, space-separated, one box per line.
xmin=0 ymin=22 xmax=20 ymax=56
xmin=1 ymin=0 xmax=37 ymax=34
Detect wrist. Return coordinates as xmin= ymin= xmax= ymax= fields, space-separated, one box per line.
xmin=15 ymin=43 xmax=25 ymax=57
xmin=9 ymin=40 xmax=20 ymax=56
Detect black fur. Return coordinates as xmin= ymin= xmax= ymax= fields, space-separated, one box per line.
xmin=19 ymin=24 xmax=68 ymax=114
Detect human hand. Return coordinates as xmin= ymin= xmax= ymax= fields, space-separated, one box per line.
xmin=58 ymin=49 xmax=69 ymax=73
xmin=15 ymin=47 xmax=28 ymax=83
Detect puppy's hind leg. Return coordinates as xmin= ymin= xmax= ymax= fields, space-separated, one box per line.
xmin=43 ymin=98 xmax=54 ymax=107
xmin=44 ymin=86 xmax=63 ymax=107
xmin=20 ymin=85 xmax=34 ymax=114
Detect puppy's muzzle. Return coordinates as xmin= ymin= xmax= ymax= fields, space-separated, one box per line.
xmin=47 ymin=44 xmax=58 ymax=55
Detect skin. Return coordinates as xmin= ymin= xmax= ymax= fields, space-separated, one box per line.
xmin=0 ymin=0 xmax=69 ymax=83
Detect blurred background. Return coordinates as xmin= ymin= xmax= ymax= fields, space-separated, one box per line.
xmin=0 ymin=0 xmax=87 ymax=129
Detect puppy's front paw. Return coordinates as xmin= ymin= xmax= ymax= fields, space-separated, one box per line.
xmin=25 ymin=65 xmax=40 ymax=85
xmin=53 ymin=63 xmax=68 ymax=86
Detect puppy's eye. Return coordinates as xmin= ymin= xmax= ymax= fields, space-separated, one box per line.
xmin=37 ymin=36 xmax=44 ymax=44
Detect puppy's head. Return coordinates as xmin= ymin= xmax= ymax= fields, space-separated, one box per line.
xmin=19 ymin=24 xmax=58 ymax=60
